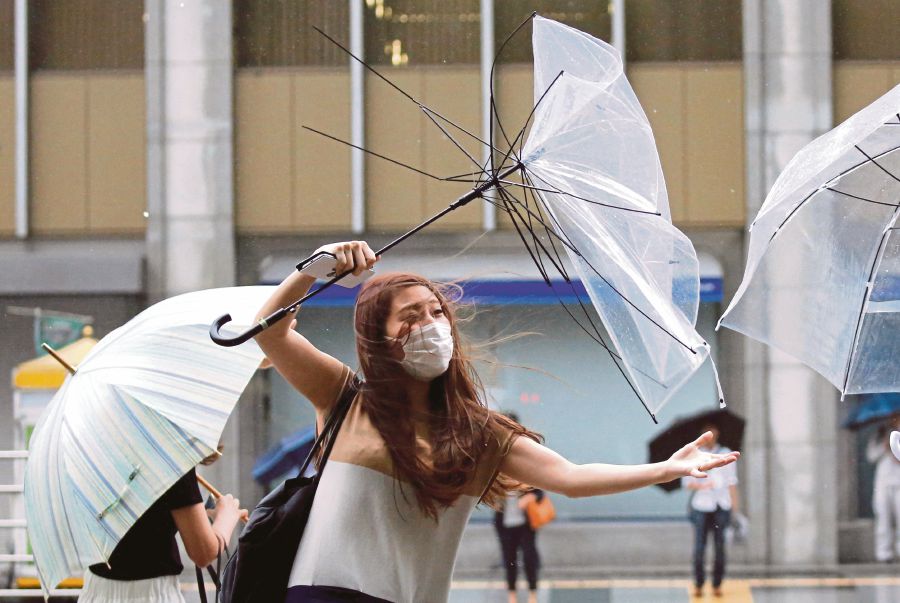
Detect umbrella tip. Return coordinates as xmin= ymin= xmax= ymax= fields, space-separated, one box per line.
xmin=719 ymin=398 xmax=727 ymax=409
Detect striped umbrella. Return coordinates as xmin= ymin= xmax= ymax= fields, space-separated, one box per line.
xmin=23 ymin=287 xmax=273 ymax=591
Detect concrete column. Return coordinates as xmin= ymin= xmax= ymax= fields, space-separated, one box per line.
xmin=145 ymin=0 xmax=235 ymax=302
xmin=144 ymin=0 xmax=240 ymax=499
xmin=742 ymin=0 xmax=836 ymax=566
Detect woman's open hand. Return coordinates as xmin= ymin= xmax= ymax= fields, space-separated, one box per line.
xmin=664 ymin=431 xmax=740 ymax=482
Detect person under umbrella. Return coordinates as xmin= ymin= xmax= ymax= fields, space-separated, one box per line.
xmin=255 ymin=241 xmax=739 ymax=603
xmin=866 ymin=415 xmax=900 ymax=562
xmin=682 ymin=424 xmax=740 ymax=599
xmin=79 ymin=449 xmax=245 ymax=603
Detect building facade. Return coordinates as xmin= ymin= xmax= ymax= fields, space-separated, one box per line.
xmin=1 ymin=0 xmax=899 ymax=573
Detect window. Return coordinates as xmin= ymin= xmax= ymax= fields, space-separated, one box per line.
xmin=29 ymin=0 xmax=143 ymax=70
xmin=364 ymin=0 xmax=481 ymax=66
xmin=495 ymin=0 xmax=611 ymax=64
xmin=234 ymin=0 xmax=349 ymax=67
xmin=833 ymin=0 xmax=900 ymax=61
xmin=626 ymin=0 xmax=742 ymax=62
xmin=0 ymin=0 xmax=12 ymax=72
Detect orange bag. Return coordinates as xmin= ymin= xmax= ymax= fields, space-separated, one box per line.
xmin=525 ymin=494 xmax=555 ymax=530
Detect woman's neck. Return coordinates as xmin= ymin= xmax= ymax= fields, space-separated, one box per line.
xmin=404 ymin=378 xmax=432 ymax=416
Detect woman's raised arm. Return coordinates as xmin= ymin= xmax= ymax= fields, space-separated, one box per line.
xmin=499 ymin=431 xmax=739 ymax=498
xmin=254 ymin=241 xmax=377 ymax=411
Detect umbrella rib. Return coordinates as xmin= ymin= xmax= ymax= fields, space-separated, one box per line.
xmin=519 ymin=172 xmax=698 ymax=354
xmin=303 ymin=125 xmax=456 ymax=182
xmin=855 ymin=145 xmax=900 ymax=184
xmin=488 ymin=11 xmax=537 ymax=165
xmin=841 ymin=210 xmax=900 ymax=394
xmin=507 ymin=70 xmax=566 ymax=159
xmin=499 ymin=187 xmax=663 ymax=402
xmin=826 ymin=186 xmax=900 ymax=209
xmin=420 ymin=106 xmax=492 ymax=177
xmin=495 ymin=188 xmax=556 ymax=284
xmin=510 ymin=174 xmax=674 ymax=393
xmin=521 ymin=169 xmax=663 ymax=216
xmin=312 ymin=25 xmax=504 ymax=157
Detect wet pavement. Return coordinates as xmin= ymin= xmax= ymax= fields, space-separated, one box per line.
xmin=447 ymin=577 xmax=900 ymax=602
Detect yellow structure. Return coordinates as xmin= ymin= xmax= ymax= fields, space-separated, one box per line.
xmin=9 ymin=328 xmax=97 ymax=589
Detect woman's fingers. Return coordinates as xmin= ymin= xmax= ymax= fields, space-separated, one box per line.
xmin=332 ymin=244 xmax=349 ymax=275
xmin=362 ymin=243 xmax=377 ymax=268
xmin=350 ymin=244 xmax=367 ymax=276
xmin=691 ymin=431 xmax=714 ymax=449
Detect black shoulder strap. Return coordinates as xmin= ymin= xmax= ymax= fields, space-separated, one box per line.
xmin=297 ymin=374 xmax=360 ymax=477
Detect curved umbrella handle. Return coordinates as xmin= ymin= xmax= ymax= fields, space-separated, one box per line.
xmin=891 ymin=431 xmax=900 ymax=461
xmin=209 ymin=307 xmax=291 ymax=347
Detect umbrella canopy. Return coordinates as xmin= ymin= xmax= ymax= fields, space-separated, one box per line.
xmin=843 ymin=393 xmax=900 ymax=430
xmin=252 ymin=425 xmax=316 ymax=486
xmin=648 ymin=408 xmax=745 ymax=492
xmin=24 ymin=287 xmax=272 ymax=591
xmin=719 ymin=84 xmax=900 ymax=397
xmin=518 ymin=16 xmax=713 ymax=416
xmin=215 ymin=15 xmax=719 ymax=422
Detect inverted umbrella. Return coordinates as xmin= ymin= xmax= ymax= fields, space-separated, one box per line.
xmin=648 ymin=408 xmax=745 ymax=492
xmin=843 ymin=393 xmax=900 ymax=430
xmin=719 ymin=84 xmax=900 ymax=398
xmin=211 ymin=15 xmax=718 ymax=421
xmin=24 ymin=287 xmax=271 ymax=591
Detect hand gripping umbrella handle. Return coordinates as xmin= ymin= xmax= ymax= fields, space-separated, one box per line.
xmin=209 ymin=163 xmax=521 ymax=347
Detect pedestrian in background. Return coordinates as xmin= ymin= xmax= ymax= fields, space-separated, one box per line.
xmin=494 ymin=413 xmax=542 ymax=603
xmin=867 ymin=416 xmax=900 ymax=562
xmin=683 ymin=424 xmax=739 ymax=598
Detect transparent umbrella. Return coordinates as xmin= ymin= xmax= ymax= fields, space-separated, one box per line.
xmin=211 ymin=15 xmax=718 ymax=421
xmin=719 ymin=84 xmax=900 ymax=397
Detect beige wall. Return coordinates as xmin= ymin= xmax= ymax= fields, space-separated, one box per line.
xmin=834 ymin=62 xmax=900 ymax=124
xmin=0 ymin=76 xmax=13 ymax=237
xmin=12 ymin=62 xmax=899 ymax=240
xmin=25 ymin=72 xmax=145 ymax=237
xmin=235 ymin=69 xmax=353 ymax=234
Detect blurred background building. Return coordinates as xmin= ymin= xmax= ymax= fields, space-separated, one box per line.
xmin=0 ymin=0 xmax=898 ymax=577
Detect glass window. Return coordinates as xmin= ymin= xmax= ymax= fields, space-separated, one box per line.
xmin=28 ymin=0 xmax=143 ymax=70
xmin=833 ymin=0 xmax=900 ymax=61
xmin=364 ymin=0 xmax=481 ymax=66
xmin=0 ymin=0 xmax=12 ymax=72
xmin=626 ymin=0 xmax=742 ymax=62
xmin=234 ymin=0 xmax=349 ymax=67
xmin=495 ymin=0 xmax=611 ymax=63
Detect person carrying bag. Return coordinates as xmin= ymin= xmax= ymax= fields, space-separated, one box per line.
xmin=220 ymin=376 xmax=360 ymax=603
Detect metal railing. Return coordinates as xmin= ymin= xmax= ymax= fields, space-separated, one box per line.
xmin=0 ymin=450 xmax=80 ymax=597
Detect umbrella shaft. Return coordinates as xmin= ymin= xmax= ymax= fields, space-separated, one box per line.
xmin=374 ymin=162 xmax=522 ymax=258
xmin=284 ymin=162 xmax=523 ymax=314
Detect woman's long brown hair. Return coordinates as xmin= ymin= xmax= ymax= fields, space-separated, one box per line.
xmin=354 ymin=272 xmax=542 ymax=519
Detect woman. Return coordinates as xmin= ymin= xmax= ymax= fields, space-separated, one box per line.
xmin=683 ymin=424 xmax=739 ymax=598
xmin=256 ymin=240 xmax=739 ymax=603
xmin=80 ymin=454 xmax=246 ymax=603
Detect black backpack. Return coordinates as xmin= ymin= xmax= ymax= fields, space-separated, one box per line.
xmin=219 ymin=376 xmax=359 ymax=603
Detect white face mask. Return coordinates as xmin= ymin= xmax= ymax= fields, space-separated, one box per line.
xmin=394 ymin=322 xmax=454 ymax=381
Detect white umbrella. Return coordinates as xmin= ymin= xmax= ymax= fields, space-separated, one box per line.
xmin=24 ymin=287 xmax=272 ymax=591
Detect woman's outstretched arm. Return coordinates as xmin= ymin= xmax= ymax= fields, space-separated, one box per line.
xmin=254 ymin=241 xmax=377 ymax=411
xmin=499 ymin=431 xmax=739 ymax=498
